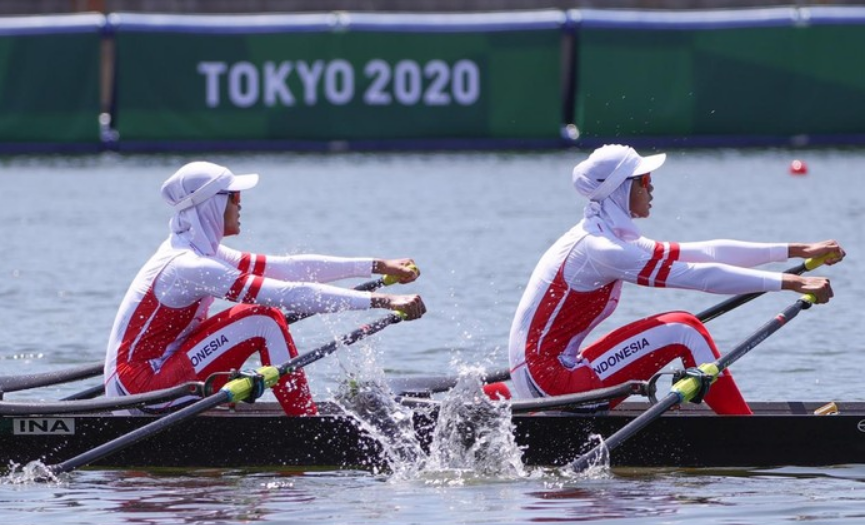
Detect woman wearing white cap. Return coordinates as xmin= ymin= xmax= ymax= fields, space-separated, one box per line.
xmin=508 ymin=144 xmax=843 ymax=415
xmin=104 ymin=161 xmax=425 ymax=416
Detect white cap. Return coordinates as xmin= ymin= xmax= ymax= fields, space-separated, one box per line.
xmin=161 ymin=161 xmax=259 ymax=211
xmin=572 ymin=145 xmax=666 ymax=202
xmin=633 ymin=152 xmax=666 ymax=177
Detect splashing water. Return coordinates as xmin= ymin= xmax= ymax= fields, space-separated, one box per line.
xmin=328 ymin=339 xmax=603 ymax=484
xmin=334 ymin=377 xmax=426 ymax=478
xmin=421 ymin=367 xmax=527 ymax=483
xmin=557 ymin=433 xmax=613 ymax=481
xmin=329 ymin=338 xmax=426 ymax=477
xmin=2 ymin=460 xmax=61 ymax=485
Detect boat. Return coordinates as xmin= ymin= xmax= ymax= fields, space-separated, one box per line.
xmin=2 ymin=399 xmax=862 ymax=471
xmin=0 ymin=276 xmax=851 ymax=473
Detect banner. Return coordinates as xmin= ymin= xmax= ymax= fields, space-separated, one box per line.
xmin=110 ymin=12 xmax=565 ymax=150
xmin=571 ymin=7 xmax=865 ymax=145
xmin=0 ymin=14 xmax=104 ymax=151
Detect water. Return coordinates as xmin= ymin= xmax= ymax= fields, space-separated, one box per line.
xmin=2 ymin=148 xmax=865 ymax=523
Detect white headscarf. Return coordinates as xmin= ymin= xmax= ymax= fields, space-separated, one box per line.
xmin=572 ymin=144 xmax=666 ymax=241
xmin=160 ymin=161 xmax=259 ymax=256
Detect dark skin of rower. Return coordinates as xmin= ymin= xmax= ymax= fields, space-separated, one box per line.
xmin=222 ymin=191 xmax=427 ymax=319
xmin=629 ymin=174 xmax=845 ymax=304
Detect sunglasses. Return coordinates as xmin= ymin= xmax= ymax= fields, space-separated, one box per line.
xmin=218 ymin=191 xmax=241 ymax=203
xmin=631 ymin=173 xmax=651 ymax=189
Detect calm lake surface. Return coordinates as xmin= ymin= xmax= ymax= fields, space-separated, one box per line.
xmin=2 ymin=148 xmax=865 ymax=524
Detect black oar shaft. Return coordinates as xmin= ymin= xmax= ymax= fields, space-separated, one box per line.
xmin=0 ymin=362 xmax=104 ymax=394
xmin=511 ymin=380 xmax=646 ymax=414
xmin=570 ymin=395 xmax=678 ymax=471
xmin=695 ymin=260 xmax=809 ymax=323
xmin=389 ymin=366 xmax=512 ymax=395
xmin=51 ymin=391 xmax=229 ymax=475
xmin=278 ymin=314 xmax=403 ymax=374
xmin=2 ymin=383 xmax=203 ymax=415
xmin=284 ymin=276 xmax=393 ymax=324
xmin=716 ymin=297 xmax=811 ymax=372
xmin=569 ymin=295 xmax=815 ymax=472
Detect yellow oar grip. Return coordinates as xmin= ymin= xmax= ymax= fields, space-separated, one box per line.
xmin=801 ymin=293 xmax=817 ymax=304
xmin=803 ymin=252 xmax=836 ymax=272
xmin=381 ymin=264 xmax=420 ymax=286
xmin=221 ymin=366 xmax=281 ymax=403
xmin=670 ymin=363 xmax=720 ymax=404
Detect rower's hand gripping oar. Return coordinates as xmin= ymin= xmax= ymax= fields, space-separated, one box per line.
xmin=569 ymin=293 xmax=818 ymax=472
xmin=284 ymin=271 xmax=408 ymax=324
xmin=44 ymin=312 xmax=408 ymax=477
xmin=696 ymin=253 xmax=833 ymax=323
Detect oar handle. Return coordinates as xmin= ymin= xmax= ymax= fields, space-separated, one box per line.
xmin=802 ymin=253 xmax=834 ymax=272
xmin=378 ymin=263 xmax=419 ymax=287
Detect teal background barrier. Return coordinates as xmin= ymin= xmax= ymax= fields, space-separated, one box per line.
xmin=0 ymin=9 xmax=864 ymax=152
xmin=570 ymin=7 xmax=865 ymax=145
xmin=0 ymin=14 xmax=104 ymax=151
xmin=108 ymin=11 xmax=565 ymax=149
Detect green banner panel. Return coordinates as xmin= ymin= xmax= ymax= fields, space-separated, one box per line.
xmin=571 ymin=8 xmax=865 ymax=143
xmin=0 ymin=14 xmax=103 ymax=149
xmin=110 ymin=12 xmax=564 ymax=148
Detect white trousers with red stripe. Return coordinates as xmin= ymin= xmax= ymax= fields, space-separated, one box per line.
xmin=512 ymin=311 xmax=752 ymax=415
xmin=110 ymin=304 xmax=317 ymax=416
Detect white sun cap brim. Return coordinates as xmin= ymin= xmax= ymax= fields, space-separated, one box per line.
xmin=226 ymin=173 xmax=259 ymax=192
xmin=632 ymin=153 xmax=666 ymax=176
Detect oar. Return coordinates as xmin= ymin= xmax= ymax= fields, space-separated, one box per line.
xmin=46 ymin=312 xmax=406 ymax=476
xmin=569 ymin=294 xmax=817 ymax=472
xmin=284 ymin=273 xmax=403 ymax=323
xmin=399 ymin=379 xmax=648 ymax=414
xmin=0 ymin=362 xmax=104 ymax=395
xmin=1 ymin=382 xmax=204 ymax=415
xmin=389 ymin=254 xmax=833 ymax=396
xmin=2 ymin=275 xmax=400 ymax=396
xmin=696 ymin=254 xmax=831 ymax=323
xmin=389 ymin=367 xmax=511 ymax=395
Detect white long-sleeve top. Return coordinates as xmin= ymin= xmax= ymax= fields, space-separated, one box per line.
xmin=105 ymin=239 xmax=375 ymax=382
xmin=509 ymin=217 xmax=789 ymax=372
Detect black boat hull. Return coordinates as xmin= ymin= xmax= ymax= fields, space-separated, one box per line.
xmin=2 ymin=401 xmax=863 ymax=470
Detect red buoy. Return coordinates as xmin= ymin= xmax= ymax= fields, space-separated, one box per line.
xmin=789 ymin=159 xmax=808 ymax=175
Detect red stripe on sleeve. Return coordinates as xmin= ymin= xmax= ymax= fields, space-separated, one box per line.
xmin=654 ymin=242 xmax=680 ymax=288
xmin=637 ymin=243 xmax=664 ymax=286
xmin=226 ymin=274 xmax=249 ymax=302
xmin=252 ymin=254 xmax=267 ymax=276
xmin=237 ymin=253 xmax=252 ymax=273
xmin=242 ymin=275 xmax=264 ymax=303
xmin=225 ymin=254 xmax=256 ymax=301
